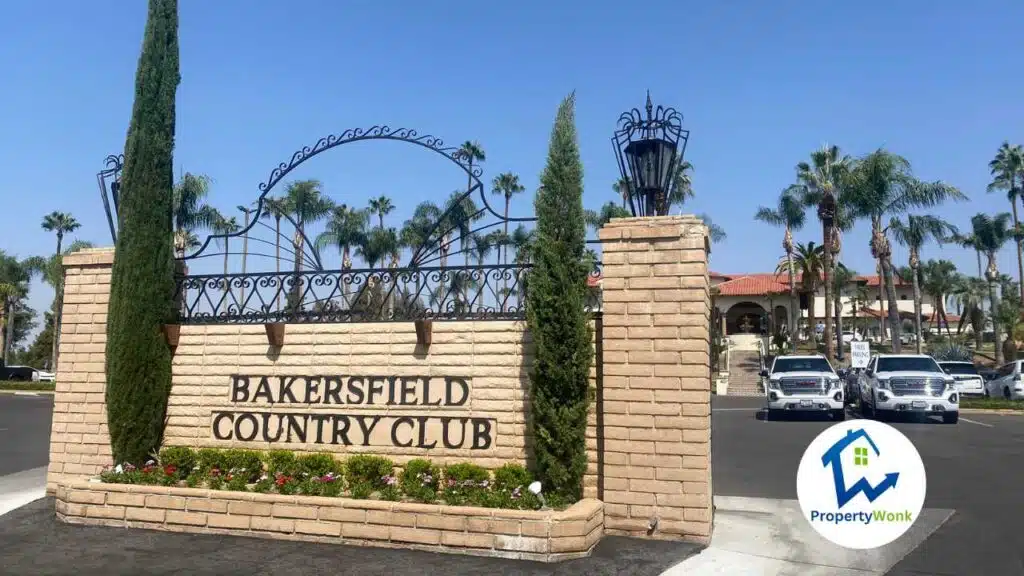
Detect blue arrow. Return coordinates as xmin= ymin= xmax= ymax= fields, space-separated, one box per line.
xmin=829 ymin=455 xmax=900 ymax=508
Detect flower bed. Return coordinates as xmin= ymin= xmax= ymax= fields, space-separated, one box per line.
xmin=55 ymin=481 xmax=603 ymax=561
xmin=98 ymin=447 xmax=560 ymax=510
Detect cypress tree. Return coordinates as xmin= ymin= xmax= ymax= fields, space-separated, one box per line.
xmin=105 ymin=0 xmax=179 ymax=465
xmin=526 ymin=93 xmax=593 ymax=501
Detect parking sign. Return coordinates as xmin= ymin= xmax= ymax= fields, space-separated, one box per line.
xmin=850 ymin=341 xmax=870 ymax=368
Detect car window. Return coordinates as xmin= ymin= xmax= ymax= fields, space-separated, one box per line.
xmin=771 ymin=357 xmax=833 ymax=373
xmin=876 ymin=356 xmax=943 ymax=373
xmin=938 ymin=363 xmax=978 ymax=375
xmin=999 ymin=363 xmax=1014 ymax=377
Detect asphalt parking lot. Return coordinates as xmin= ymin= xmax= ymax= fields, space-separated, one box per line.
xmin=712 ymin=396 xmax=1024 ymax=576
xmin=0 ymin=393 xmax=52 ymax=477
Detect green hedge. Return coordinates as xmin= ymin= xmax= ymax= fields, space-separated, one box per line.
xmin=97 ymin=446 xmax=545 ymax=510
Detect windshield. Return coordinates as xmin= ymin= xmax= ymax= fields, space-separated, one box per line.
xmin=877 ymin=357 xmax=942 ymax=373
xmin=772 ymin=357 xmax=833 ymax=374
xmin=938 ymin=363 xmax=978 ymax=375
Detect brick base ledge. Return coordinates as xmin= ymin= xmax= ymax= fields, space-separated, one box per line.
xmin=56 ymin=481 xmax=602 ymax=562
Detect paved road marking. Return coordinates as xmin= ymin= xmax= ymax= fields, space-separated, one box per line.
xmin=960 ymin=417 xmax=995 ymax=428
xmin=13 ymin=392 xmax=38 ymax=397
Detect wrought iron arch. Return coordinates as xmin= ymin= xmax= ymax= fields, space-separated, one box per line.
xmin=183 ymin=125 xmax=535 ymax=270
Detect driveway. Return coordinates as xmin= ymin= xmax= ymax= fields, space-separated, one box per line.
xmin=0 ymin=394 xmax=52 ymax=477
xmin=711 ymin=396 xmax=1024 ymax=575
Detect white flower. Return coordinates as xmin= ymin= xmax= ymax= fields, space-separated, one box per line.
xmin=114 ymin=464 xmax=123 ymax=474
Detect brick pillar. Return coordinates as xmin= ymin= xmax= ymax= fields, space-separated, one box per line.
xmin=597 ymin=215 xmax=712 ymax=543
xmin=47 ymin=247 xmax=115 ymax=493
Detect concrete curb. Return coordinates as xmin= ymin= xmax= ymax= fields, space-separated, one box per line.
xmin=0 ymin=390 xmax=55 ymax=396
xmin=959 ymin=407 xmax=1024 ymax=415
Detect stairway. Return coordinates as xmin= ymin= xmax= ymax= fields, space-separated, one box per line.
xmin=727 ymin=350 xmax=765 ymax=396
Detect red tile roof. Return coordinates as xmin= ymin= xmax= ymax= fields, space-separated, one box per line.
xmin=714 ymin=274 xmax=795 ymax=297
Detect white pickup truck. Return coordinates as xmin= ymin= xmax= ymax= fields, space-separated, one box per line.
xmin=760 ymin=355 xmax=845 ymax=421
xmin=859 ymin=354 xmax=959 ymax=424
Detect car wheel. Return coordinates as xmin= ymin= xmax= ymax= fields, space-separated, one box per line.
xmin=766 ymin=409 xmax=781 ymax=421
xmin=943 ymin=412 xmax=959 ymax=424
xmin=875 ymin=408 xmax=891 ymax=422
xmin=831 ymin=409 xmax=846 ymax=421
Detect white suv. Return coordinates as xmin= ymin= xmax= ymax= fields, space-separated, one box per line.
xmin=761 ymin=355 xmax=845 ymax=421
xmin=859 ymin=354 xmax=959 ymax=424
xmin=986 ymin=360 xmax=1024 ymax=400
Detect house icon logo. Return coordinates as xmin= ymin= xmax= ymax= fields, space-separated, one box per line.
xmin=797 ymin=420 xmax=927 ymax=550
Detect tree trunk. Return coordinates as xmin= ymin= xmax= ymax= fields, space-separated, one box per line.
xmin=4 ymin=298 xmax=16 ymax=364
xmin=787 ymin=249 xmax=797 ymax=353
xmin=1013 ymin=195 xmax=1024 ymax=302
xmin=939 ymin=296 xmax=953 ymax=339
xmin=240 ymin=210 xmax=250 ymax=307
xmin=274 ymin=217 xmax=281 ymax=312
xmin=880 ymin=256 xmax=903 ymax=354
xmin=990 ymin=279 xmax=1004 ymax=365
xmin=806 ymin=289 xmax=816 ymax=352
xmin=503 ymin=195 xmax=510 ymax=313
xmin=52 ymin=232 xmax=64 ymax=372
xmin=834 ymin=288 xmax=844 ymax=361
xmin=0 ymin=303 xmax=7 ymax=364
xmin=822 ymin=223 xmax=835 ymax=362
xmin=911 ymin=261 xmax=923 ymax=354
xmin=876 ymin=260 xmax=886 ymax=342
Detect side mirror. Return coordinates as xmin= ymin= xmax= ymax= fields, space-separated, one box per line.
xmin=759 ymin=370 xmax=769 ymax=378
xmin=865 ymin=369 xmax=873 ymax=377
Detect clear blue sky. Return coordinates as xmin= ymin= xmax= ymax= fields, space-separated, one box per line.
xmin=2 ymin=0 xmax=1023 ymax=327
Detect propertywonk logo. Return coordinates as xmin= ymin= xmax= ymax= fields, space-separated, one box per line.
xmin=796 ymin=420 xmax=926 ymax=549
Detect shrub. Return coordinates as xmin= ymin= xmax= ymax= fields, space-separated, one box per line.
xmin=492 ymin=463 xmax=532 ymax=493
xmin=265 ymin=450 xmax=298 ymax=478
xmin=345 ymin=455 xmax=394 ymax=491
xmin=400 ymin=459 xmax=439 ymax=503
xmin=159 ymin=446 xmax=196 ymax=480
xmin=196 ymin=448 xmax=226 ymax=474
xmin=932 ymin=343 xmax=974 ymax=362
xmin=296 ymin=453 xmax=341 ymax=478
xmin=222 ymin=449 xmax=263 ymax=482
xmin=442 ymin=463 xmax=490 ymax=506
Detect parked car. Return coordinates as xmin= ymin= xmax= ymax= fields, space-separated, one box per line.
xmin=858 ymin=354 xmax=959 ymax=424
xmin=35 ymin=370 xmax=55 ymax=382
xmin=985 ymin=360 xmax=1024 ymax=400
xmin=760 ymin=355 xmax=845 ymax=421
xmin=0 ymin=362 xmax=40 ymax=381
xmin=936 ymin=361 xmax=985 ymax=397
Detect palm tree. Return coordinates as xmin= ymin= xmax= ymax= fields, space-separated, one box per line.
xmin=668 ymin=158 xmax=695 ymax=211
xmin=212 ymin=215 xmax=240 ymax=303
xmin=847 ymin=149 xmax=967 ymax=353
xmin=443 ymin=190 xmax=482 ymax=267
xmin=491 ymin=172 xmax=525 ymax=264
xmin=987 ymin=142 xmax=1024 ymax=301
xmin=40 ymin=211 xmax=81 ymax=368
xmin=794 ymin=145 xmax=853 ymax=363
xmin=317 ymin=204 xmax=369 ymax=270
xmin=612 ymin=177 xmax=632 ymax=208
xmin=37 ymin=240 xmax=94 ymax=368
xmin=368 ymin=196 xmax=395 ymax=230
xmin=317 ymin=205 xmax=369 ymax=308
xmin=889 ymin=215 xmax=958 ymax=353
xmin=0 ymin=252 xmax=45 ymax=364
xmin=283 ymin=180 xmax=333 ymax=273
xmin=696 ymin=214 xmax=727 ymax=244
xmin=921 ymin=260 xmax=958 ymax=339
xmin=849 ymin=283 xmax=872 ymax=338
xmin=585 ymin=202 xmax=632 ymax=232
xmin=831 ymin=263 xmax=857 ymax=360
xmin=777 ymin=242 xmax=825 ymax=346
xmin=755 ymin=186 xmax=807 ymax=351
xmin=458 ymin=141 xmax=486 ymax=199
xmin=172 ymin=173 xmax=218 ymax=258
xmin=510 ymin=225 xmax=535 ymax=265
xmin=969 ymin=213 xmax=1016 ymax=364
xmin=952 ymin=275 xmax=988 ymax=349
xmin=954 ymin=231 xmax=985 ymax=278
xmin=259 ymin=196 xmax=288 ymax=311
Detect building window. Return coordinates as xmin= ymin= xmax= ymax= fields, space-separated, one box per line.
xmin=900 ymin=295 xmax=907 ymax=300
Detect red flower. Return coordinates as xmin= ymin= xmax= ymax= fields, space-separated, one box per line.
xmin=164 ymin=465 xmax=177 ymax=476
xmin=210 ymin=468 xmax=221 ymax=477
